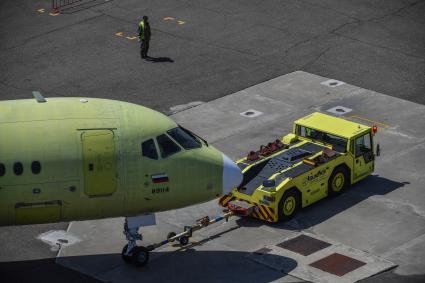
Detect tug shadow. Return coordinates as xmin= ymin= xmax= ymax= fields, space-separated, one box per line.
xmin=236 ymin=174 xmax=407 ymax=230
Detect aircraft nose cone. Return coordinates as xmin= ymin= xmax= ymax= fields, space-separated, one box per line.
xmin=222 ymin=154 xmax=243 ymax=195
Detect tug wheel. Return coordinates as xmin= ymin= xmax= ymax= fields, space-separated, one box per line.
xmin=278 ymin=189 xmax=300 ymax=221
xmin=179 ymin=236 xmax=189 ymax=246
xmin=132 ymin=246 xmax=150 ymax=267
xmin=328 ymin=167 xmax=348 ymax=196
xmin=121 ymin=244 xmax=132 ymax=264
xmin=167 ymin=232 xmax=177 ymax=242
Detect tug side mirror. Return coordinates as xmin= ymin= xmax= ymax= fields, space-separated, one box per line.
xmin=376 ymin=144 xmax=381 ymax=157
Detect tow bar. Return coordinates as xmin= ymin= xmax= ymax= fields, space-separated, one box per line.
xmin=129 ymin=201 xmax=255 ymax=267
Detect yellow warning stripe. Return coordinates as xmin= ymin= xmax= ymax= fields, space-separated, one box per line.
xmin=219 ymin=194 xmax=234 ymax=207
xmin=221 ymin=197 xmax=275 ymax=222
xmin=257 ymin=206 xmax=268 ymax=220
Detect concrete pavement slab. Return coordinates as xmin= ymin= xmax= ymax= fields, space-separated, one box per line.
xmin=249 ymin=232 xmax=396 ymax=283
xmin=57 ymin=71 xmax=425 ymax=282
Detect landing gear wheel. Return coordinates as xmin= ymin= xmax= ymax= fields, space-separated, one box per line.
xmin=328 ymin=167 xmax=348 ymax=196
xmin=179 ymin=236 xmax=189 ymax=246
xmin=132 ymin=246 xmax=150 ymax=267
xmin=167 ymin=232 xmax=177 ymax=242
xmin=121 ymin=244 xmax=132 ymax=264
xmin=278 ymin=189 xmax=300 ymax=222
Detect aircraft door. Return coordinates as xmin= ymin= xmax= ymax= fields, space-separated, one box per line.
xmin=353 ymin=132 xmax=374 ymax=181
xmin=82 ymin=130 xmax=117 ymax=197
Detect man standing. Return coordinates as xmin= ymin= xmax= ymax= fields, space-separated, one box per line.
xmin=138 ymin=16 xmax=151 ymax=59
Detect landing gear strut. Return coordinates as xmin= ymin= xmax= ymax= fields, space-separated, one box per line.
xmin=121 ymin=217 xmax=150 ymax=267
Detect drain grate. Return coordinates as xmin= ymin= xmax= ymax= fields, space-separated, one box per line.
xmin=276 ymin=234 xmax=331 ymax=256
xmin=326 ymin=106 xmax=352 ymax=115
xmin=240 ymin=109 xmax=263 ymax=118
xmin=309 ymin=253 xmax=366 ymax=276
xmin=321 ymin=79 xmax=345 ymax=87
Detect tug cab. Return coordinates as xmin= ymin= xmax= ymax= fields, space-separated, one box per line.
xmin=219 ymin=112 xmax=378 ymax=222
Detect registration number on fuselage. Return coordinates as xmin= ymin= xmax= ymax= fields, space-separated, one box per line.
xmin=152 ymin=187 xmax=170 ymax=194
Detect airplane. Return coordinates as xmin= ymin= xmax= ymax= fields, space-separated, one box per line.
xmin=0 ymin=93 xmax=243 ymax=266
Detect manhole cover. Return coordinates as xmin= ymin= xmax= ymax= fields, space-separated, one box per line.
xmin=240 ymin=109 xmax=263 ymax=118
xmin=276 ymin=234 xmax=331 ymax=256
xmin=309 ymin=253 xmax=366 ymax=276
xmin=321 ymin=79 xmax=345 ymax=87
xmin=326 ymin=106 xmax=352 ymax=115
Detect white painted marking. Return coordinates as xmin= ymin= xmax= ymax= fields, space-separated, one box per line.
xmin=79 ymin=98 xmax=88 ymax=103
xmin=326 ymin=106 xmax=352 ymax=115
xmin=240 ymin=109 xmax=263 ymax=118
xmin=321 ymin=79 xmax=345 ymax=87
xmin=170 ymin=101 xmax=203 ymax=114
xmin=38 ymin=230 xmax=81 ymax=251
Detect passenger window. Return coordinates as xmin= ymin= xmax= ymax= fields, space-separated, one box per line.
xmin=31 ymin=161 xmax=42 ymax=174
xmin=167 ymin=127 xmax=201 ymax=150
xmin=0 ymin=163 xmax=5 ymax=177
xmin=355 ymin=133 xmax=372 ymax=157
xmin=13 ymin=162 xmax=23 ymax=176
xmin=156 ymin=134 xmax=181 ymax=158
xmin=141 ymin=139 xmax=158 ymax=160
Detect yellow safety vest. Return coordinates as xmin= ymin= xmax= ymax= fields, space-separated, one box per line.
xmin=139 ymin=21 xmax=145 ymax=39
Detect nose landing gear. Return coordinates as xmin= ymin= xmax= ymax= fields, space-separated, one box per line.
xmin=121 ymin=217 xmax=151 ymax=267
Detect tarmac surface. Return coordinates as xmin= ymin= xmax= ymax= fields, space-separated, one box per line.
xmin=0 ymin=0 xmax=424 ymax=282
xmin=55 ymin=71 xmax=425 ymax=283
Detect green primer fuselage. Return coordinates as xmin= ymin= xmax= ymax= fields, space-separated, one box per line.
xmin=0 ymin=98 xmax=224 ymax=226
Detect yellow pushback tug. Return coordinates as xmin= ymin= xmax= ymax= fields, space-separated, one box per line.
xmin=219 ymin=112 xmax=380 ymax=222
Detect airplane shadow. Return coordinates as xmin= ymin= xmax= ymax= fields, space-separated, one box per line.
xmin=0 ymin=251 xmax=296 ymax=283
xmin=144 ymin=56 xmax=174 ymax=63
xmin=236 ymin=174 xmax=407 ymax=230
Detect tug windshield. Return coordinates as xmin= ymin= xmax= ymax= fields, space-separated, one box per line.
xmin=297 ymin=125 xmax=348 ymax=153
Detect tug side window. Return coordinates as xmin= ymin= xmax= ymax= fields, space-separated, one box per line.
xmin=156 ymin=134 xmax=181 ymax=158
xmin=355 ymin=133 xmax=372 ymax=157
xmin=142 ymin=139 xmax=158 ymax=160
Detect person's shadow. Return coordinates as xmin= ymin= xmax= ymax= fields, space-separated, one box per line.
xmin=145 ymin=56 xmax=174 ymax=63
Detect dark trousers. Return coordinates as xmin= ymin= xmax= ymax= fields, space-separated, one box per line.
xmin=140 ymin=39 xmax=150 ymax=58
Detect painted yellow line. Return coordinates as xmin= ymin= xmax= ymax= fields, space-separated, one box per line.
xmin=163 ymin=17 xmax=175 ymax=21
xmin=348 ymin=115 xmax=391 ymax=128
xmin=49 ymin=12 xmax=60 ymax=16
xmin=126 ymin=36 xmax=137 ymax=40
xmin=115 ymin=32 xmax=124 ymax=37
xmin=37 ymin=8 xmax=45 ymax=13
xmin=177 ymin=20 xmax=185 ymax=25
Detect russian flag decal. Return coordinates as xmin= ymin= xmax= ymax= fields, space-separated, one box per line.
xmin=151 ymin=173 xmax=169 ymax=184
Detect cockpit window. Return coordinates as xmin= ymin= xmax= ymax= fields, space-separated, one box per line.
xmin=167 ymin=127 xmax=201 ymax=150
xmin=142 ymin=139 xmax=158 ymax=160
xmin=156 ymin=134 xmax=181 ymax=158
